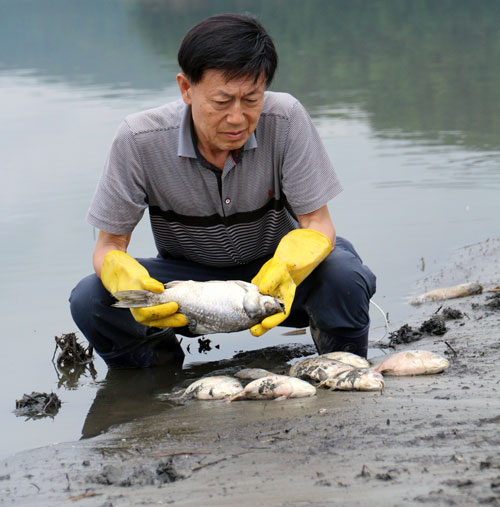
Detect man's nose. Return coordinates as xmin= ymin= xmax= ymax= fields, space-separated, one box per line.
xmin=226 ymin=101 xmax=245 ymax=125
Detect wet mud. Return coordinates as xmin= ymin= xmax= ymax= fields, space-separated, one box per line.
xmin=2 ymin=239 xmax=500 ymax=506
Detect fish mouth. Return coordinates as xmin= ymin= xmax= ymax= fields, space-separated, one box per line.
xmin=277 ymin=299 xmax=285 ymax=312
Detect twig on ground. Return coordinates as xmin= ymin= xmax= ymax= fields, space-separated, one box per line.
xmin=444 ymin=341 xmax=458 ymax=357
xmin=151 ymin=450 xmax=212 ymax=457
xmin=192 ymin=450 xmax=251 ymax=471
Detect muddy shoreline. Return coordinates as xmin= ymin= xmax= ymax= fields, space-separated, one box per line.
xmin=2 ymin=239 xmax=499 ymax=506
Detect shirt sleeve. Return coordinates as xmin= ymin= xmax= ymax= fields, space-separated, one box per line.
xmin=281 ymin=99 xmax=343 ymax=215
xmin=86 ymin=120 xmax=148 ymax=234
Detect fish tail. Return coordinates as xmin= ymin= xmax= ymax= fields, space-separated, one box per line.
xmin=112 ymin=290 xmax=158 ymax=308
xmin=228 ymin=392 xmax=245 ymax=402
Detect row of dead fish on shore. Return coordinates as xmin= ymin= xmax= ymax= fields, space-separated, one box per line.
xmin=171 ymin=349 xmax=450 ymax=402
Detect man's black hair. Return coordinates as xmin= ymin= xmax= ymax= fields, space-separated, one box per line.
xmin=178 ymin=13 xmax=278 ymax=87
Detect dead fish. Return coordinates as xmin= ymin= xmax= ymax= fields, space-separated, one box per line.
xmin=112 ymin=280 xmax=284 ymax=334
xmin=410 ymin=282 xmax=483 ymax=305
xmin=180 ymin=376 xmax=243 ymax=400
xmin=319 ymin=368 xmax=385 ymax=391
xmin=289 ymin=357 xmax=354 ymax=382
xmin=319 ymin=351 xmax=370 ymax=369
xmin=373 ymin=350 xmax=450 ymax=376
xmin=281 ymin=328 xmax=307 ymax=336
xmin=234 ymin=368 xmax=274 ymax=380
xmin=230 ymin=375 xmax=316 ymax=401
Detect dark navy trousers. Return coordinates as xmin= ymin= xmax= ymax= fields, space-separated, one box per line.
xmin=69 ymin=237 xmax=376 ymax=368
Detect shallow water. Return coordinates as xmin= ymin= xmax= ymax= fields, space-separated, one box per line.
xmin=1 ymin=0 xmax=499 ymax=459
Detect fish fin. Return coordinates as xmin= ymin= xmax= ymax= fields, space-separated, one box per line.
xmin=228 ymin=393 xmax=245 ymax=402
xmin=112 ymin=290 xmax=156 ymax=308
xmin=164 ymin=280 xmax=184 ymax=289
xmin=188 ymin=318 xmax=199 ymax=334
xmin=234 ymin=280 xmax=251 ymax=292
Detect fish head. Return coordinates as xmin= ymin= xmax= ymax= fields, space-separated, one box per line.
xmin=262 ymin=295 xmax=285 ymax=315
xmin=243 ymin=291 xmax=284 ymax=319
xmin=357 ymin=370 xmax=385 ymax=391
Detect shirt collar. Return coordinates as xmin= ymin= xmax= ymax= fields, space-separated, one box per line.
xmin=177 ymin=104 xmax=258 ymax=158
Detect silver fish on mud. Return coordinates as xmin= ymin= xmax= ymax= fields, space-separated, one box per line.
xmin=318 ymin=368 xmax=385 ymax=391
xmin=180 ymin=376 xmax=243 ymax=400
xmin=318 ymin=351 xmax=370 ymax=369
xmin=410 ymin=282 xmax=483 ymax=305
xmin=235 ymin=368 xmax=274 ymax=380
xmin=230 ymin=375 xmax=316 ymax=401
xmin=373 ymin=350 xmax=450 ymax=376
xmin=113 ymin=280 xmax=284 ymax=334
xmin=289 ymin=357 xmax=354 ymax=382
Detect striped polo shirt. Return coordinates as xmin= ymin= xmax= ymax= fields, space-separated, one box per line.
xmin=87 ymin=91 xmax=343 ymax=266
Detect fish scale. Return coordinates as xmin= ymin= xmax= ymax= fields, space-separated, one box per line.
xmin=112 ymin=280 xmax=284 ymax=334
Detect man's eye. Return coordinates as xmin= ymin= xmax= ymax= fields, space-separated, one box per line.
xmin=215 ymin=101 xmax=229 ymax=106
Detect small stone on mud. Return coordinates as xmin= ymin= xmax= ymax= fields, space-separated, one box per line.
xmin=375 ymin=472 xmax=393 ymax=481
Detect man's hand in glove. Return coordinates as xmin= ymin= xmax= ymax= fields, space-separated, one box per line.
xmin=101 ymin=250 xmax=188 ymax=328
xmin=250 ymin=229 xmax=332 ymax=336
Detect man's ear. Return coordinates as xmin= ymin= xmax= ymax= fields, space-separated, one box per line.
xmin=177 ymin=73 xmax=192 ymax=105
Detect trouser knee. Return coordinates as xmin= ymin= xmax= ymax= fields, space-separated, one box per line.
xmin=298 ymin=237 xmax=376 ymax=332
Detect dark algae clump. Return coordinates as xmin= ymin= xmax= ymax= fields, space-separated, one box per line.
xmin=386 ymin=324 xmax=423 ymax=346
xmin=419 ymin=315 xmax=447 ymax=335
xmin=14 ymin=392 xmax=61 ymax=419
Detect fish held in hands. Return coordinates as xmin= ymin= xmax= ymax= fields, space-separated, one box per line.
xmin=410 ymin=282 xmax=483 ymax=305
xmin=319 ymin=368 xmax=385 ymax=391
xmin=373 ymin=350 xmax=450 ymax=376
xmin=180 ymin=376 xmax=243 ymax=400
xmin=112 ymin=280 xmax=284 ymax=334
xmin=230 ymin=375 xmax=316 ymax=401
xmin=318 ymin=351 xmax=370 ymax=368
xmin=289 ymin=357 xmax=354 ymax=382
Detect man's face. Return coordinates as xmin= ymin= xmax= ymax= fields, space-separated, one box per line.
xmin=177 ymin=69 xmax=266 ymax=158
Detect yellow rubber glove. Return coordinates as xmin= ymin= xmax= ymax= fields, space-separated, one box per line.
xmin=101 ymin=250 xmax=188 ymax=328
xmin=250 ymin=229 xmax=332 ymax=337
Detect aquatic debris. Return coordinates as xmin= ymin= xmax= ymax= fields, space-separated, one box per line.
xmin=52 ymin=332 xmax=96 ymax=389
xmin=440 ymin=307 xmax=464 ymax=320
xmin=53 ymin=332 xmax=93 ymax=367
xmin=385 ymin=324 xmax=423 ymax=346
xmin=230 ymin=375 xmax=316 ymax=401
xmin=14 ymin=392 xmax=61 ymax=419
xmin=419 ymin=315 xmax=447 ymax=336
xmin=181 ymin=376 xmax=243 ymax=400
xmin=319 ymin=351 xmax=370 ymax=368
xmin=373 ymin=350 xmax=450 ymax=376
xmin=113 ymin=280 xmax=284 ymax=334
xmin=485 ymin=293 xmax=500 ymax=310
xmin=289 ymin=357 xmax=354 ymax=381
xmin=410 ymin=282 xmax=483 ymax=305
xmin=235 ymin=368 xmax=274 ymax=380
xmin=318 ymin=369 xmax=385 ymax=391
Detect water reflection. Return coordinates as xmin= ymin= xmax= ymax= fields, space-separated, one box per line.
xmin=80 ymin=343 xmax=311 ymax=438
xmin=2 ymin=0 xmax=500 ymax=150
